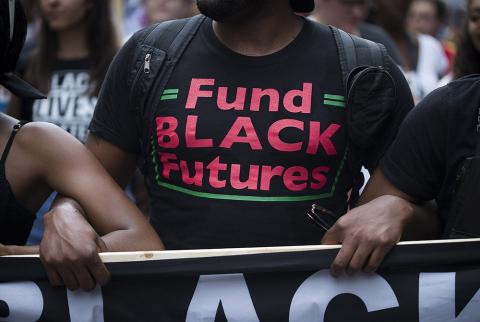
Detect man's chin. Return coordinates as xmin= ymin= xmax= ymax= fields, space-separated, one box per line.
xmin=196 ymin=0 xmax=265 ymax=23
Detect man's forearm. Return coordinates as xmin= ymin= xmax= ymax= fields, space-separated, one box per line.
xmin=47 ymin=194 xmax=163 ymax=252
xmin=50 ymin=195 xmax=87 ymax=218
xmin=401 ymin=200 xmax=442 ymax=240
xmin=359 ymin=169 xmax=442 ymax=241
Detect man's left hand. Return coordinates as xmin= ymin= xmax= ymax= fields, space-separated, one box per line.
xmin=322 ymin=195 xmax=414 ymax=277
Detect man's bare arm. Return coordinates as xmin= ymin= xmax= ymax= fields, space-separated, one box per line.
xmin=322 ymin=168 xmax=441 ymax=276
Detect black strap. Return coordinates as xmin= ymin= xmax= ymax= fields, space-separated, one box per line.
xmin=329 ymin=26 xmax=389 ymax=208
xmin=476 ymin=106 xmax=480 ymax=156
xmin=133 ymin=15 xmax=205 ymax=133
xmin=129 ymin=15 xmax=205 ymax=182
xmin=145 ymin=15 xmax=206 ymax=62
xmin=330 ymin=26 xmax=386 ymax=90
xmin=1 ymin=121 xmax=27 ymax=164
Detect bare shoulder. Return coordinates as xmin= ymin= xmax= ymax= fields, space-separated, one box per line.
xmin=15 ymin=122 xmax=86 ymax=161
xmin=20 ymin=121 xmax=75 ymax=139
xmin=18 ymin=122 xmax=82 ymax=147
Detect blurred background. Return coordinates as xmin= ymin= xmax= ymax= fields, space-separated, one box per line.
xmin=0 ymin=0 xmax=475 ymax=114
xmin=2 ymin=0 xmax=478 ymax=243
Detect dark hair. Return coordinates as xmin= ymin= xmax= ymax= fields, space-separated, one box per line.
xmin=453 ymin=0 xmax=480 ymax=79
xmin=0 ymin=1 xmax=27 ymax=74
xmin=26 ymin=1 xmax=118 ymax=95
xmin=369 ymin=0 xmax=413 ymax=39
xmin=412 ymin=0 xmax=447 ymax=23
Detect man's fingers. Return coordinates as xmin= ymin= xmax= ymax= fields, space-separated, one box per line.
xmin=44 ymin=267 xmax=64 ymax=287
xmin=57 ymin=267 xmax=79 ymax=291
xmin=39 ymin=251 xmax=64 ymax=287
xmin=87 ymin=255 xmax=111 ymax=287
xmin=330 ymin=239 xmax=357 ymax=277
xmin=95 ymin=237 xmax=108 ymax=253
xmin=347 ymin=243 xmax=373 ymax=275
xmin=321 ymin=226 xmax=341 ymax=245
xmin=71 ymin=266 xmax=96 ymax=292
xmin=364 ymin=244 xmax=394 ymax=273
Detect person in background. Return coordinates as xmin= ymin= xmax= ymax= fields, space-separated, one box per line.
xmin=407 ymin=0 xmax=458 ymax=77
xmin=19 ymin=0 xmax=40 ymax=44
xmin=445 ymin=0 xmax=468 ymax=40
xmin=311 ymin=0 xmax=404 ymax=66
xmin=371 ymin=0 xmax=448 ymax=102
xmin=453 ymin=0 xmax=480 ymax=79
xmin=122 ymin=0 xmax=197 ymax=41
xmin=6 ymin=0 xmax=119 ymax=244
xmin=438 ymin=0 xmax=480 ymax=85
xmin=0 ymin=0 xmax=39 ymax=114
xmin=143 ymin=0 xmax=197 ymax=25
xmin=7 ymin=0 xmax=118 ymax=127
xmin=0 ymin=0 xmax=163 ymax=291
xmin=407 ymin=0 xmax=447 ymax=38
xmin=122 ymin=0 xmax=147 ymax=41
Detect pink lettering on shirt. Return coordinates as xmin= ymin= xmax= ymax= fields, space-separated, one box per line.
xmin=185 ymin=115 xmax=214 ymax=148
xmin=185 ymin=78 xmax=215 ymax=109
xmin=219 ymin=117 xmax=263 ymax=150
xmin=217 ymin=87 xmax=247 ymax=111
xmin=267 ymin=119 xmax=304 ymax=152
xmin=283 ymin=83 xmax=312 ymax=114
xmin=250 ymin=88 xmax=280 ymax=112
xmin=156 ymin=116 xmax=179 ymax=148
xmin=230 ymin=164 xmax=260 ymax=190
xmin=306 ymin=122 xmax=341 ymax=156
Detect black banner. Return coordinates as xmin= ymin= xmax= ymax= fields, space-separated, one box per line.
xmin=1 ymin=240 xmax=480 ymax=322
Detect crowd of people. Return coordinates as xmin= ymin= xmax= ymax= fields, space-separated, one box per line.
xmin=0 ymin=0 xmax=479 ymax=292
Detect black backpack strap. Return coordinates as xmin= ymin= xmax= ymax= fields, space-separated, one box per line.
xmin=329 ymin=26 xmax=387 ymax=90
xmin=476 ymin=107 xmax=480 ymax=156
xmin=142 ymin=14 xmax=206 ymax=63
xmin=330 ymin=26 xmax=392 ymax=207
xmin=129 ymin=15 xmax=205 ymax=178
xmin=131 ymin=14 xmax=205 ymax=132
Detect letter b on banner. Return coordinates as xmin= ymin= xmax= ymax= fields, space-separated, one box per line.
xmin=0 ymin=282 xmax=43 ymax=322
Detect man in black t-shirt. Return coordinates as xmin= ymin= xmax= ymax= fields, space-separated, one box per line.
xmin=41 ymin=0 xmax=440 ymax=290
xmin=380 ymin=75 xmax=480 ymax=227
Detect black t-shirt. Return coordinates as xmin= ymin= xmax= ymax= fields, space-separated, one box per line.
xmin=20 ymin=59 xmax=97 ymax=142
xmin=381 ymin=75 xmax=480 ymax=222
xmin=90 ymin=17 xmax=413 ymax=249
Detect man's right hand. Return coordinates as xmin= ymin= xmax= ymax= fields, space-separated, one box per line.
xmin=39 ymin=201 xmax=111 ymax=291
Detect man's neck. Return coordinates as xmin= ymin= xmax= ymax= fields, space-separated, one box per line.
xmin=212 ymin=3 xmax=304 ymax=56
xmin=56 ymin=22 xmax=90 ymax=60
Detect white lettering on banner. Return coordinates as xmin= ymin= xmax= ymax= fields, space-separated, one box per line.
xmin=419 ymin=273 xmax=480 ymax=322
xmin=67 ymin=285 xmax=104 ymax=322
xmin=2 ymin=271 xmax=480 ymax=321
xmin=0 ymin=282 xmax=43 ymax=322
xmin=289 ymin=270 xmax=399 ymax=322
xmin=186 ymin=274 xmax=260 ymax=322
